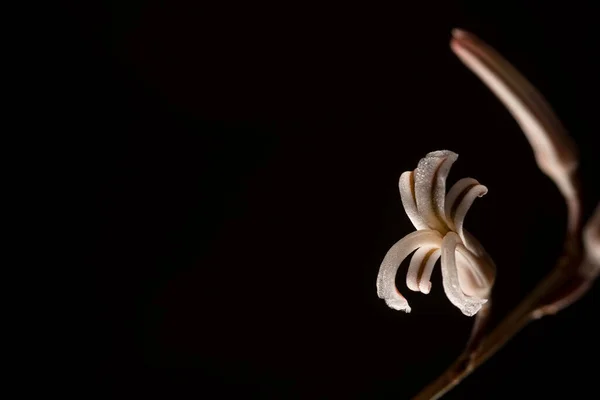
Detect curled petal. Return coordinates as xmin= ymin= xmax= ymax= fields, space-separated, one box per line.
xmin=441 ymin=232 xmax=486 ymax=316
xmin=377 ymin=230 xmax=443 ymax=312
xmin=462 ymin=229 xmax=497 ymax=285
xmin=456 ymin=253 xmax=483 ymax=298
xmin=418 ymin=248 xmax=441 ymax=294
xmin=399 ymin=171 xmax=428 ymax=230
xmin=451 ymin=29 xmax=580 ymax=233
xmin=406 ymin=246 xmax=438 ymax=292
xmin=414 ymin=150 xmax=458 ymax=233
xmin=444 ymin=177 xmax=479 ymax=230
xmin=455 ymin=244 xmax=495 ymax=298
xmin=433 ymin=152 xmax=458 ymax=227
xmin=451 ymin=184 xmax=488 ymax=253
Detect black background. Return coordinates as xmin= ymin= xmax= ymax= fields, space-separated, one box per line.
xmin=63 ymin=1 xmax=599 ymax=398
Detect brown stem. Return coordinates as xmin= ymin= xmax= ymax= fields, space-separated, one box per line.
xmin=464 ymin=300 xmax=491 ymax=353
xmin=413 ymin=28 xmax=600 ymax=400
xmin=413 ymin=241 xmax=583 ymax=400
xmin=411 ymin=29 xmax=600 ymax=400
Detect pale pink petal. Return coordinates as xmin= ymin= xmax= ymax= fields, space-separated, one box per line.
xmin=418 ymin=248 xmax=441 ymax=294
xmin=399 ymin=171 xmax=428 ymax=230
xmin=414 ymin=150 xmax=457 ymax=233
xmin=444 ymin=177 xmax=479 ymax=230
xmin=455 ymin=245 xmax=494 ymax=298
xmin=433 ymin=152 xmax=458 ymax=226
xmin=451 ymin=184 xmax=488 ymax=252
xmin=377 ymin=230 xmax=443 ymax=312
xmin=406 ymin=246 xmax=438 ymax=292
xmin=441 ymin=232 xmax=486 ymax=316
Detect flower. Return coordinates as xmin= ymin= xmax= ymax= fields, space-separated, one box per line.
xmin=376 ymin=150 xmax=496 ymax=316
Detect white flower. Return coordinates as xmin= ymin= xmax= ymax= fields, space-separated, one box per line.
xmin=376 ymin=150 xmax=496 ymax=316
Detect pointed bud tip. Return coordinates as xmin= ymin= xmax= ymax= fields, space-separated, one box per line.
xmin=451 ymin=28 xmax=467 ymax=39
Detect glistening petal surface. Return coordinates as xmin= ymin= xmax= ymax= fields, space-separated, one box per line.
xmin=377 ymin=230 xmax=443 ymax=312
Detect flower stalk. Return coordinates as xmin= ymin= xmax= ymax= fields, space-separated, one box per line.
xmin=405 ymin=29 xmax=599 ymax=399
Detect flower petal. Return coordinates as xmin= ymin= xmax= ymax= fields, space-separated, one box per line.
xmin=418 ymin=248 xmax=441 ymax=294
xmin=399 ymin=171 xmax=428 ymax=230
xmin=414 ymin=150 xmax=458 ymax=233
xmin=441 ymin=232 xmax=486 ymax=316
xmin=444 ymin=177 xmax=479 ymax=230
xmin=450 ymin=183 xmax=488 ymax=253
xmin=406 ymin=246 xmax=438 ymax=292
xmin=461 ymin=230 xmax=497 ymax=284
xmin=377 ymin=230 xmax=443 ymax=312
xmin=455 ymin=245 xmax=494 ymax=298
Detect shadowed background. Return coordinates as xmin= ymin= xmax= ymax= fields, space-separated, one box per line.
xmin=65 ymin=1 xmax=599 ymax=398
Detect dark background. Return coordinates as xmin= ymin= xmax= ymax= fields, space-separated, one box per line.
xmin=63 ymin=1 xmax=598 ymax=398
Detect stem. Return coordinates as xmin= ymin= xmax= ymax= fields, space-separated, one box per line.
xmin=413 ymin=240 xmax=581 ymax=400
